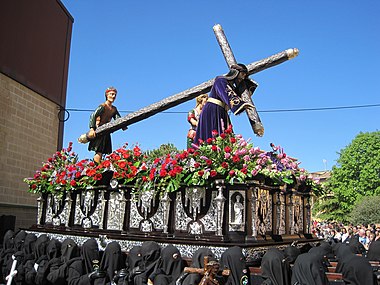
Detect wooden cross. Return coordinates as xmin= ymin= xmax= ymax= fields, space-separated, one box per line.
xmin=213 ymin=24 xmax=264 ymax=136
xmin=91 ymin=25 xmax=299 ymax=137
xmin=183 ymin=256 xmax=230 ymax=285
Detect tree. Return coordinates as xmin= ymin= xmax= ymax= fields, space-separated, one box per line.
xmin=349 ymin=195 xmax=380 ymax=225
xmin=321 ymin=131 xmax=380 ymax=222
xmin=145 ymin=143 xmax=180 ymax=160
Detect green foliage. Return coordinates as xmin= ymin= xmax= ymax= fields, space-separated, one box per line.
xmin=145 ymin=143 xmax=180 ymax=160
xmin=321 ymin=131 xmax=380 ymax=222
xmin=349 ymin=195 xmax=380 ymax=225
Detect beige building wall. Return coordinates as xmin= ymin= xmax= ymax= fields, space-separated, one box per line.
xmin=0 ymin=73 xmax=60 ymax=229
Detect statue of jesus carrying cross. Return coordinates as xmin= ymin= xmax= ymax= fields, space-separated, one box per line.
xmin=78 ymin=24 xmax=299 ymax=151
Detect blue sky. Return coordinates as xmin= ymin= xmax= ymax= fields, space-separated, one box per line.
xmin=60 ymin=0 xmax=380 ymax=173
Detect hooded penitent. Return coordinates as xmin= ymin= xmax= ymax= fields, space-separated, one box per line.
xmin=220 ymin=246 xmax=248 ymax=285
xmin=182 ymin=247 xmax=215 ymax=285
xmin=94 ymin=241 xmax=124 ymax=285
xmin=133 ymin=241 xmax=162 ymax=285
xmin=291 ymin=252 xmax=329 ymax=285
xmin=152 ymin=244 xmax=184 ymax=285
xmin=261 ymin=248 xmax=291 ymax=285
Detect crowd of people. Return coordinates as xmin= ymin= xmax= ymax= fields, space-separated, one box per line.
xmin=0 ymin=228 xmax=379 ymax=285
xmin=312 ymin=221 xmax=380 ymax=251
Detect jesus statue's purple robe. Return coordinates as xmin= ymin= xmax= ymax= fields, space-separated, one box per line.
xmin=194 ymin=76 xmax=249 ymax=144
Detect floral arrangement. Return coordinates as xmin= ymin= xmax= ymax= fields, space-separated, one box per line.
xmin=24 ymin=142 xmax=86 ymax=195
xmin=24 ymin=128 xmax=320 ymax=196
xmin=183 ymin=125 xmax=311 ymax=188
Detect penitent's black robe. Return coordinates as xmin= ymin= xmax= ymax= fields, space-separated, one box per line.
xmin=133 ymin=241 xmax=161 ymax=285
xmin=260 ymin=248 xmax=291 ymax=285
xmin=68 ymin=239 xmax=100 ymax=285
xmin=47 ymin=238 xmax=79 ymax=285
xmin=94 ymin=241 xmax=124 ymax=285
xmin=151 ymin=244 xmax=185 ymax=285
xmin=291 ymin=252 xmax=329 ymax=285
xmin=13 ymin=233 xmax=37 ymax=285
xmin=24 ymin=234 xmax=50 ymax=285
xmin=219 ymin=246 xmax=249 ymax=285
xmin=181 ymin=247 xmax=215 ymax=285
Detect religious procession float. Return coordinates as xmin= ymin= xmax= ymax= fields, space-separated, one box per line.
xmin=24 ymin=126 xmax=320 ymax=261
xmin=23 ymin=24 xmax=320 ymax=261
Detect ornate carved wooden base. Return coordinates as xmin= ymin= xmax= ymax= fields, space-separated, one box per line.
xmin=32 ymin=179 xmax=317 ymax=261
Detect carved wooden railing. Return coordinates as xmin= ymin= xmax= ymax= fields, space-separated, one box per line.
xmin=36 ymin=178 xmax=312 ymax=243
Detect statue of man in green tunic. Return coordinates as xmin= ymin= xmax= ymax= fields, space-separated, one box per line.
xmin=87 ymin=87 xmax=122 ymax=163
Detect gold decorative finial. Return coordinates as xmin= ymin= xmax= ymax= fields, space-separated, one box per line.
xmin=286 ymin=48 xmax=299 ymax=59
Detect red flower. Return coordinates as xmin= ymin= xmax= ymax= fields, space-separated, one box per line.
xmin=149 ymin=168 xmax=156 ymax=180
xmin=70 ymin=180 xmax=77 ymax=187
xmin=179 ymin=151 xmax=188 ymax=159
xmin=75 ymin=172 xmax=81 ymax=178
xmin=130 ymin=166 xmax=138 ymax=175
xmin=224 ymin=146 xmax=232 ymax=153
xmin=198 ymin=170 xmax=204 ymax=177
xmin=206 ymin=138 xmax=213 ymax=144
xmin=206 ymin=159 xmax=212 ymax=165
xmin=210 ymin=170 xmax=217 ymax=177
xmin=221 ymin=162 xmax=229 ymax=169
xmin=211 ymin=145 xmax=218 ymax=152
xmin=241 ymin=168 xmax=248 ymax=174
xmin=94 ymin=173 xmax=102 ymax=181
xmin=86 ymin=169 xmax=96 ymax=177
xmin=159 ymin=169 xmax=168 ymax=177
xmin=31 ymin=184 xmax=37 ymax=190
xmin=102 ymin=160 xmax=111 ymax=168
xmin=194 ymin=162 xmax=201 ymax=168
xmin=61 ymin=179 xmax=67 ymax=185
xmin=220 ymin=133 xmax=226 ymax=139
xmin=118 ymin=161 xmax=127 ymax=169
xmin=229 ymin=170 xmax=236 ymax=177
xmin=142 ymin=176 xmax=148 ymax=182
xmin=232 ymin=155 xmax=240 ymax=163
xmin=212 ymin=130 xmax=218 ymax=137
xmin=230 ymin=137 xmax=236 ymax=143
xmin=133 ymin=146 xmax=141 ymax=156
xmin=225 ymin=125 xmax=233 ymax=134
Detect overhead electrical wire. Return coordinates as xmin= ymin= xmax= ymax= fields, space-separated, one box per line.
xmin=65 ymin=103 xmax=380 ymax=115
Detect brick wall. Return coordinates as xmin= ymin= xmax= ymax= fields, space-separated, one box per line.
xmin=0 ymin=73 xmax=60 ymax=230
